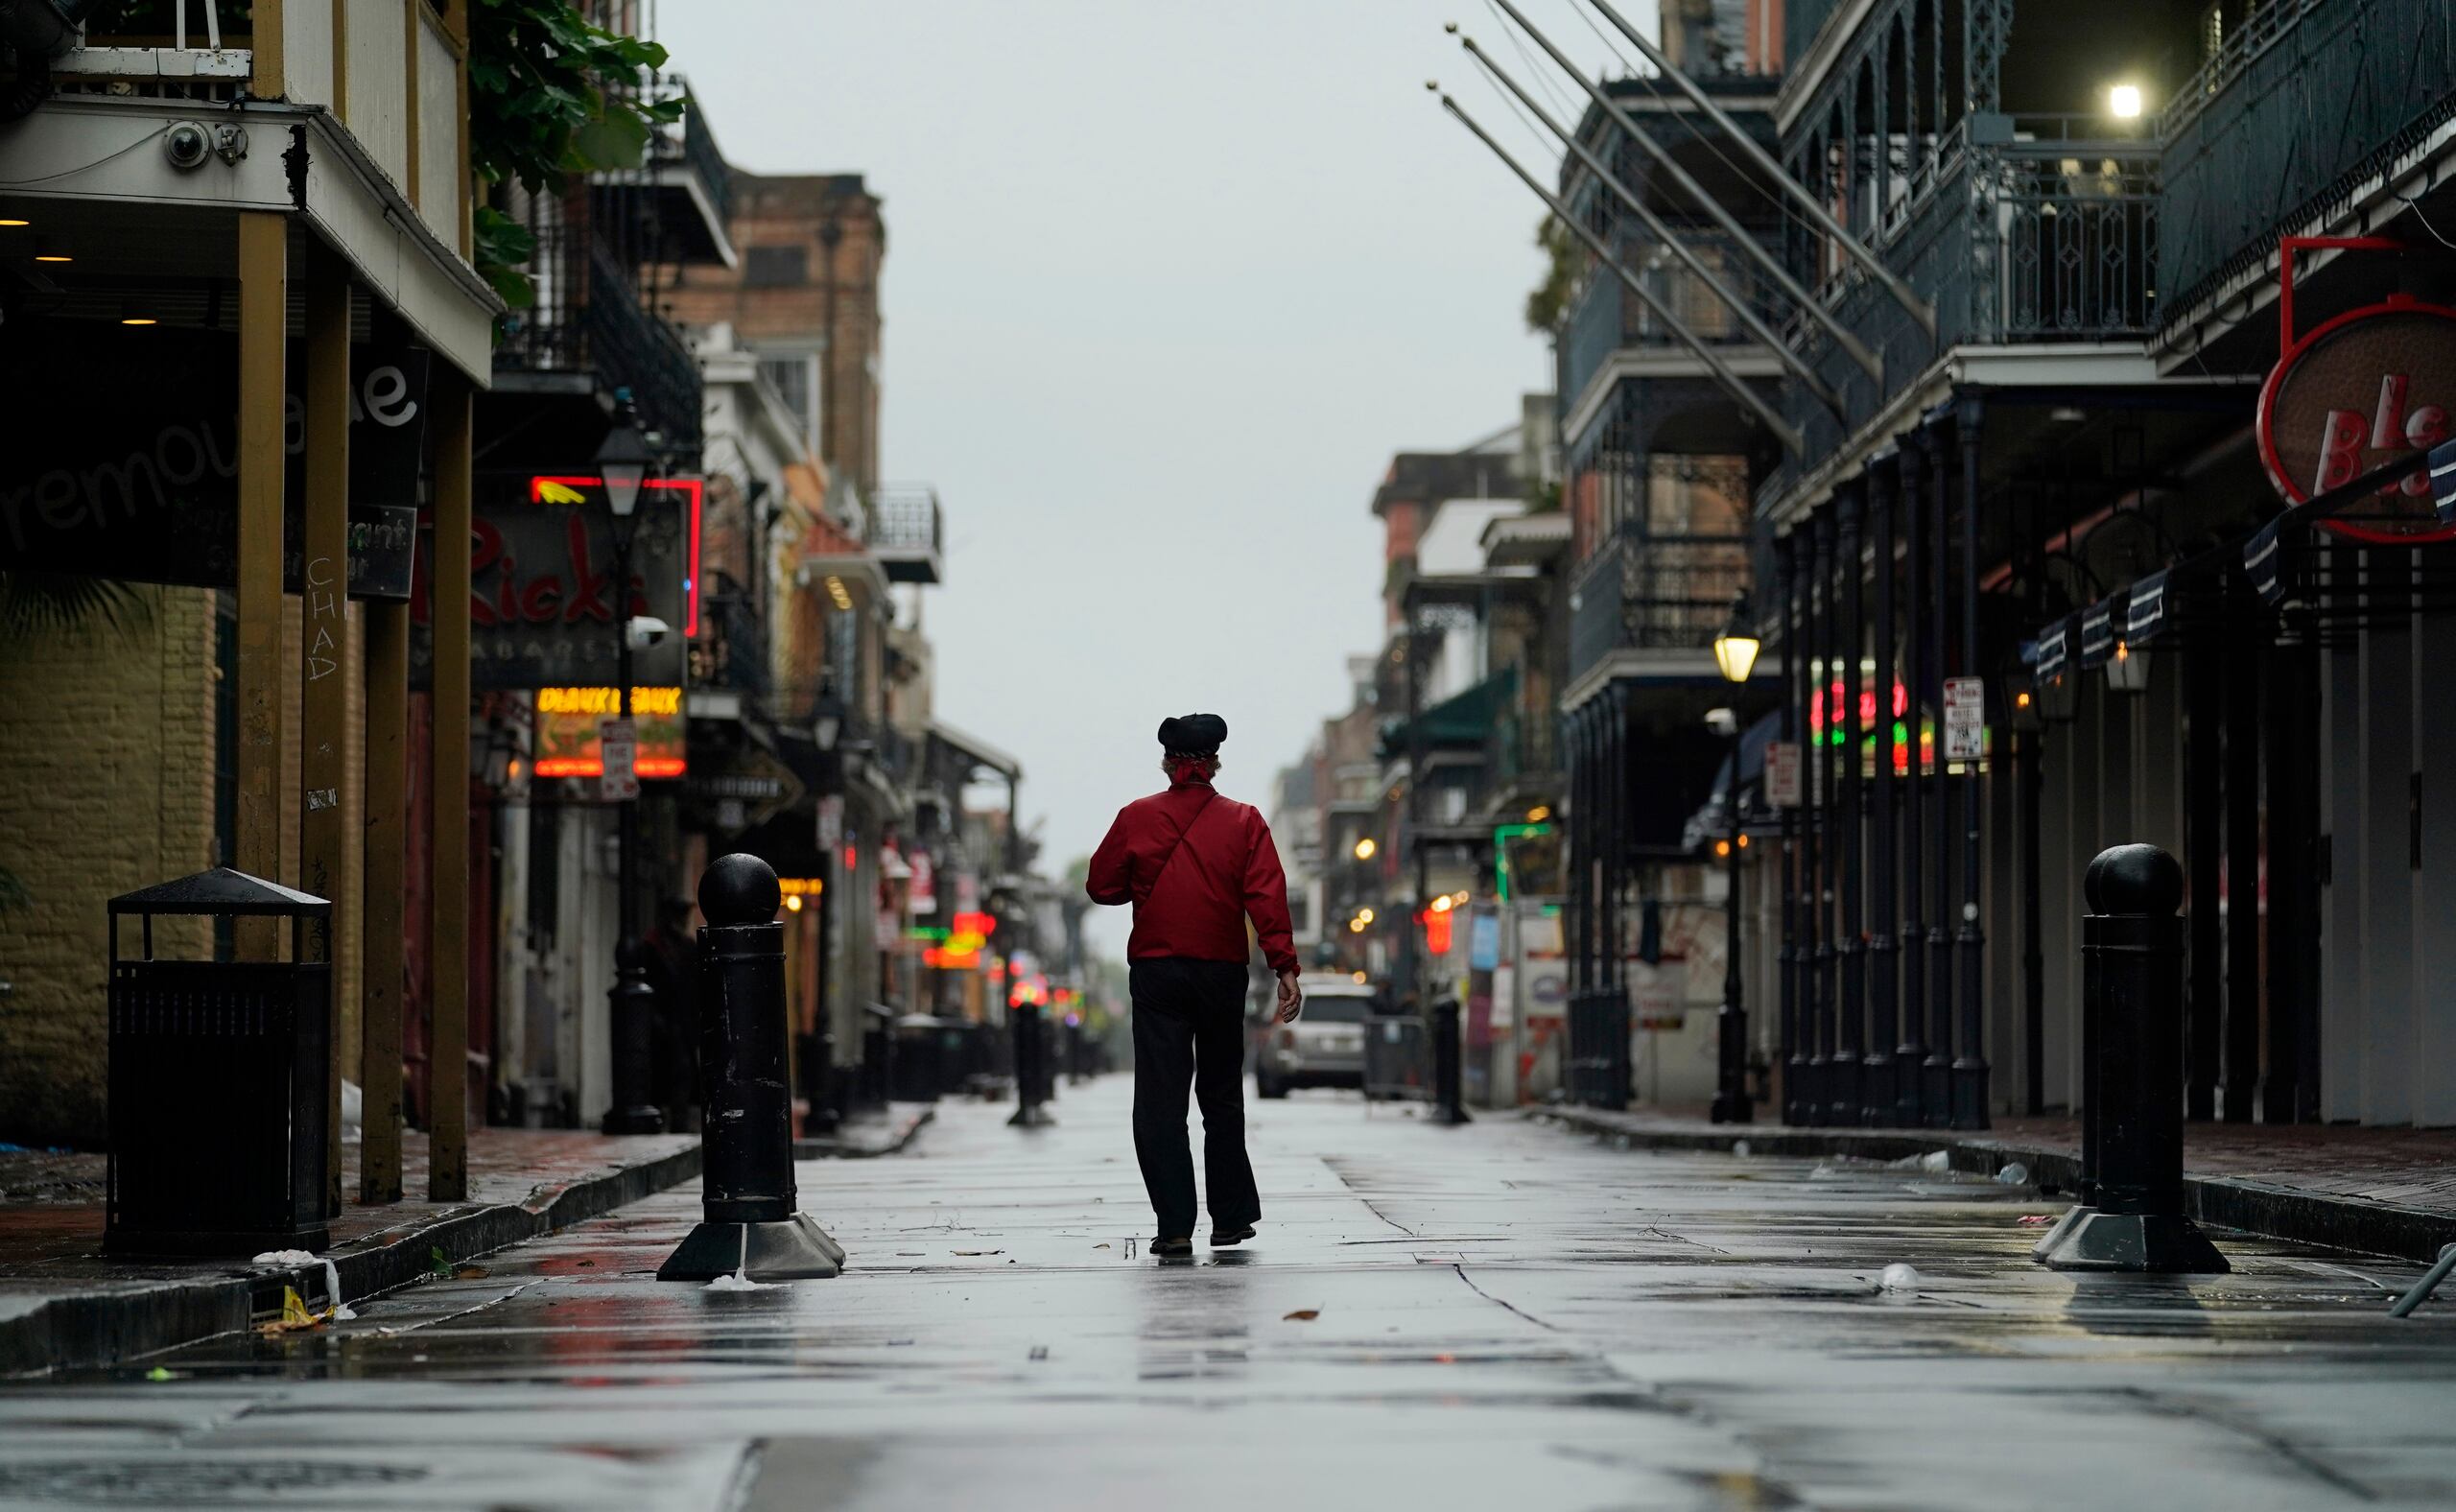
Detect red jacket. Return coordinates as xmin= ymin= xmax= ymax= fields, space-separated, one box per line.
xmin=1086 ymin=770 xmax=1298 ymax=976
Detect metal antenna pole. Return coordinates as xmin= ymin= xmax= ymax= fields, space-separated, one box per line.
xmin=1579 ymin=0 xmax=1940 ymax=338
xmin=1436 ymin=92 xmax=1804 ymax=456
xmin=1479 ymin=1 xmax=1884 ymax=381
xmin=1460 ymin=35 xmax=1847 ymax=421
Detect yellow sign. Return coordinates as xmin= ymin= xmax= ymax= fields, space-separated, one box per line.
xmin=534 ymin=686 xmax=685 ymax=778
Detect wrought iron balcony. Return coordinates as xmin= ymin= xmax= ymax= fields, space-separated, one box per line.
xmin=868 ymin=486 xmax=945 ymax=585
xmin=1567 ymin=527 xmax=1752 ymax=684
xmin=1560 ymin=228 xmax=1784 ymax=415
xmin=493 ymin=216 xmax=703 ymax=456
xmin=597 ymin=75 xmax=737 ymax=268
xmin=2159 ymin=0 xmax=2456 ymax=323
xmin=1784 ymin=115 xmax=2161 ymax=459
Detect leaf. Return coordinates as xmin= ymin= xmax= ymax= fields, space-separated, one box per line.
xmin=1282 ymin=1309 xmax=1321 ymax=1322
xmin=453 ymin=1265 xmax=489 ymax=1280
xmin=145 ymin=1367 xmax=177 ymax=1382
xmin=570 ymin=108 xmax=650 ymax=173
xmin=428 ymin=1245 xmax=451 ymax=1276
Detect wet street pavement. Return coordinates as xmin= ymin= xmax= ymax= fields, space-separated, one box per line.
xmin=4 ymin=1081 xmax=2455 ymax=1511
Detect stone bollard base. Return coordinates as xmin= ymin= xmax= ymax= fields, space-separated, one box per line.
xmin=2037 ymin=1207 xmax=2229 ymax=1274
xmin=658 ymin=1213 xmax=846 ymax=1282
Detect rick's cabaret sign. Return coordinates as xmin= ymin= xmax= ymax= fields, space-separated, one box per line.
xmin=2256 ymin=291 xmax=2456 ymax=543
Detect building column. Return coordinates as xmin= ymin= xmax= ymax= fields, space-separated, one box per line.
xmin=2184 ymin=640 xmax=2222 ymax=1121
xmin=1865 ymin=459 xmax=1900 ymax=1124
xmin=2266 ymin=628 xmax=2322 ymax=1123
xmin=2220 ymin=593 xmax=2263 ymax=1122
xmin=1778 ymin=532 xmax=1803 ymax=1122
xmin=300 ymin=251 xmax=353 ymax=1216
xmin=1807 ymin=506 xmax=1836 ymax=1122
xmin=1923 ymin=422 xmax=1952 ymax=1123
xmin=232 ymin=212 xmax=287 ymax=955
xmin=1897 ymin=435 xmax=1928 ymax=1125
xmin=363 ymin=578 xmax=409 ymax=1201
xmin=2409 ymin=599 xmax=2456 ymax=1124
xmin=429 ymin=378 xmax=475 ymax=1199
xmin=2320 ymin=545 xmax=2364 ymax=1121
xmin=1833 ymin=484 xmax=1866 ymax=1124
xmin=2357 ymin=547 xmax=2414 ymax=1126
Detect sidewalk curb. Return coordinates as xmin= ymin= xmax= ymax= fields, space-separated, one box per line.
xmin=792 ymin=1105 xmax=933 ymax=1161
xmin=1534 ymin=1109 xmax=2456 ymax=1265
xmin=2 ymin=1142 xmax=703 ymax=1379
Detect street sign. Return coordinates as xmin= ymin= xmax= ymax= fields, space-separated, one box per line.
xmin=599 ymin=717 xmax=639 ymax=802
xmin=1765 ymin=741 xmax=1802 ymax=808
xmin=1943 ymin=676 xmax=1985 ymax=760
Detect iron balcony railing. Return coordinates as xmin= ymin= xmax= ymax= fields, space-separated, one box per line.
xmin=2158 ymin=0 xmax=2456 ymax=324
xmin=1784 ymin=116 xmax=2161 ymax=459
xmin=867 ymin=485 xmax=945 ymax=584
xmin=1568 ymin=528 xmax=1753 ymax=681
xmin=494 ymin=211 xmax=704 ymax=455
xmin=1560 ymin=225 xmax=1787 ymax=410
xmin=639 ymin=75 xmax=736 ymax=234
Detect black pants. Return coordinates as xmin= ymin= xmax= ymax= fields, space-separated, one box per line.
xmin=1130 ymin=958 xmax=1260 ymax=1239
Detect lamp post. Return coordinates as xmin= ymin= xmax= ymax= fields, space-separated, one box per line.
xmin=805 ymin=692 xmax=845 ymax=1134
xmin=597 ymin=398 xmax=664 ymax=1136
xmin=1711 ymin=592 xmax=1760 ymax=1123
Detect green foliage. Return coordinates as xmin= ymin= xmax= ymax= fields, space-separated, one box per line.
xmin=1523 ymin=215 xmax=1587 ymax=336
xmin=465 ymin=0 xmax=683 ymax=312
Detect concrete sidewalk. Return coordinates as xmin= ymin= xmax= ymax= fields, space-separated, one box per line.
xmin=1529 ymin=1105 xmax=2456 ymax=1264
xmin=0 ymin=1127 xmax=703 ymax=1376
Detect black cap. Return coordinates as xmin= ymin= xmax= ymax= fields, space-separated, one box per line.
xmin=1157 ymin=713 xmax=1228 ymax=754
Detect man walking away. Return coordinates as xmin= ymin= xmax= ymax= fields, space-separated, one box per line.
xmin=1087 ymin=714 xmax=1301 ymax=1258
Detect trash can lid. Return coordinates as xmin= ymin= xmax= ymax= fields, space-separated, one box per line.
xmin=109 ymin=867 xmax=330 ymax=917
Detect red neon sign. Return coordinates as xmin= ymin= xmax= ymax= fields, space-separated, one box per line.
xmin=529 ymin=475 xmax=705 ymax=634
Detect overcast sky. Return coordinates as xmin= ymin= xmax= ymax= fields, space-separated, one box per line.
xmin=657 ymin=1 xmax=1652 ymax=956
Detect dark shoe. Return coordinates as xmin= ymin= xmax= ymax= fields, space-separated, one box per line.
xmin=1151 ymin=1236 xmax=1193 ymax=1259
xmin=1211 ymin=1224 xmax=1256 ymax=1247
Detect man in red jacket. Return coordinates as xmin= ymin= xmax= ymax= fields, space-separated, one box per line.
xmin=1087 ymin=713 xmax=1301 ymax=1257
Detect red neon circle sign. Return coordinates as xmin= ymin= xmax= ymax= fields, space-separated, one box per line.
xmin=2255 ymin=295 xmax=2456 ymax=544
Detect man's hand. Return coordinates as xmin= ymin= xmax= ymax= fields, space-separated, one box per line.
xmin=1274 ymin=969 xmax=1304 ymax=1023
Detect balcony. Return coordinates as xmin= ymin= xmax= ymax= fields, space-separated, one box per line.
xmin=1568 ymin=528 xmax=1751 ymax=686
xmin=494 ymin=216 xmax=703 ymax=455
xmin=49 ymin=1 xmax=252 ymax=96
xmin=1786 ymin=115 xmax=2160 ymax=459
xmin=868 ymin=485 xmax=945 ymax=585
xmin=597 ymin=77 xmax=737 ymax=268
xmin=2159 ymin=0 xmax=2456 ymax=322
xmin=1560 ymin=227 xmax=1787 ymax=426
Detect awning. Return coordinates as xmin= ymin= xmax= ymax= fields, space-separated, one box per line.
xmin=1380 ymin=668 xmax=1518 ymax=756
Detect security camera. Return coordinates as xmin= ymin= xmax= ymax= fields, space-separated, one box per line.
xmin=626 ymin=616 xmax=672 ymax=650
xmin=164 ymin=122 xmax=211 ymax=171
xmin=1705 ymin=707 xmax=1740 ymax=737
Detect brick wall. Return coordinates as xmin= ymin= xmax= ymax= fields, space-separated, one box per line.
xmin=668 ymin=173 xmax=886 ymax=496
xmin=0 ymin=586 xmax=218 ymax=1146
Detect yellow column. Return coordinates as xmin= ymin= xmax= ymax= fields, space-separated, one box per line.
xmin=301 ymin=250 xmax=352 ymax=1217
xmin=362 ymin=594 xmax=408 ymax=1204
xmin=233 ymin=212 xmax=287 ymax=959
xmin=429 ymin=378 xmax=473 ymax=1201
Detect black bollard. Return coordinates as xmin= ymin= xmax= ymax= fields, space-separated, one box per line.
xmin=2037 ymin=843 xmax=2228 ymax=1274
xmin=1007 ymin=1003 xmax=1054 ymax=1127
xmin=658 ymin=855 xmax=845 ymax=1282
xmin=1431 ymin=993 xmax=1472 ymax=1126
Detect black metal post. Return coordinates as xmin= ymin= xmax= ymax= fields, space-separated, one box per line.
xmin=1779 ymin=534 xmax=1804 ymax=1123
xmin=659 ymin=854 xmax=844 ymax=1280
xmin=2264 ymin=632 xmax=2321 ymax=1123
xmin=1807 ymin=507 xmax=1836 ymax=1122
xmin=1712 ymin=713 xmax=1752 ymax=1123
xmin=1008 ymin=1000 xmax=1054 ymax=1127
xmin=605 ymin=523 xmax=665 ymax=1136
xmin=2017 ymin=484 xmax=2046 ymax=1119
xmin=2038 ymin=844 xmax=2228 ymax=1274
xmin=1952 ymin=399 xmax=1991 ymax=1127
xmin=1924 ymin=419 xmax=1954 ymax=1124
xmin=1896 ymin=433 xmax=1927 ymax=1126
xmin=1865 ymin=457 xmax=1899 ymax=1124
xmin=1433 ymin=990 xmax=1473 ymax=1125
xmin=2221 ymin=587 xmax=2264 ymax=1123
xmin=1833 ymin=485 xmax=1866 ymax=1123
xmin=1607 ymin=686 xmax=1633 ymax=1110
xmin=2184 ymin=640 xmax=2222 ymax=1121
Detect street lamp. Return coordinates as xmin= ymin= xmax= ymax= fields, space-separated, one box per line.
xmin=598 ymin=395 xmax=665 ymax=1136
xmin=1711 ymin=591 xmax=1757 ymax=1123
